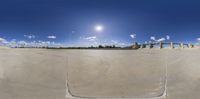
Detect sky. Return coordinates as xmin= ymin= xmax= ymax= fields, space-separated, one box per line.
xmin=0 ymin=0 xmax=200 ymax=47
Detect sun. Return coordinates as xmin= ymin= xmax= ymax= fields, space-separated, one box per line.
xmin=95 ymin=25 xmax=103 ymax=32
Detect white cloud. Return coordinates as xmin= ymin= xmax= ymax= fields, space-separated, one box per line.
xmin=77 ymin=37 xmax=131 ymax=47
xmin=0 ymin=36 xmax=63 ymax=47
xmin=156 ymin=38 xmax=166 ymax=42
xmin=111 ymin=40 xmax=118 ymax=44
xmin=105 ymin=40 xmax=130 ymax=47
xmin=150 ymin=36 xmax=156 ymax=41
xmin=84 ymin=36 xmax=97 ymax=41
xmin=0 ymin=38 xmax=8 ymax=45
xmin=117 ymin=42 xmax=130 ymax=47
xmin=16 ymin=40 xmax=62 ymax=47
xmin=0 ymin=38 xmax=5 ymax=41
xmin=47 ymin=36 xmax=56 ymax=39
xmin=24 ymin=35 xmax=35 ymax=39
xmin=196 ymin=38 xmax=200 ymax=46
xmin=0 ymin=38 xmax=6 ymax=43
xmin=130 ymin=34 xmax=136 ymax=39
xmin=17 ymin=41 xmax=27 ymax=45
xmin=9 ymin=39 xmax=17 ymax=46
xmin=166 ymin=35 xmax=170 ymax=40
xmin=150 ymin=36 xmax=166 ymax=42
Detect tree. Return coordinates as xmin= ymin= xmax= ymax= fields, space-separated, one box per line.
xmin=112 ymin=45 xmax=116 ymax=48
xmin=98 ymin=45 xmax=104 ymax=48
xmin=150 ymin=44 xmax=153 ymax=48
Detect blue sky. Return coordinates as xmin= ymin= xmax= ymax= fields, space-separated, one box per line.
xmin=0 ymin=0 xmax=200 ymax=47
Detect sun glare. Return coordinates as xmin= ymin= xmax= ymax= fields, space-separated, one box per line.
xmin=95 ymin=25 xmax=103 ymax=32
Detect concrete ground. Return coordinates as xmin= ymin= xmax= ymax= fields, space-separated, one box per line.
xmin=0 ymin=48 xmax=200 ymax=99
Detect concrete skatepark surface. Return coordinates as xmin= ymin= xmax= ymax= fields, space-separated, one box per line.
xmin=0 ymin=48 xmax=200 ymax=99
xmin=67 ymin=50 xmax=166 ymax=98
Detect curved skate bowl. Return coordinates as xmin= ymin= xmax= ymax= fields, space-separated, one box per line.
xmin=66 ymin=50 xmax=167 ymax=99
